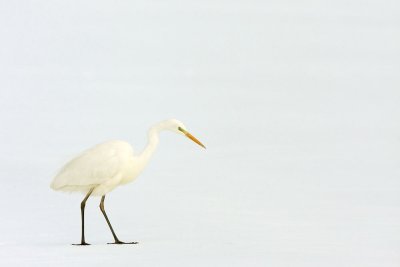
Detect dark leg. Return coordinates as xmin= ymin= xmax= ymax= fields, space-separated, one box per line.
xmin=73 ymin=188 xmax=94 ymax=246
xmin=100 ymin=195 xmax=138 ymax=245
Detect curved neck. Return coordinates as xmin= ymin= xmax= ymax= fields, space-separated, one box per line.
xmin=138 ymin=126 xmax=160 ymax=165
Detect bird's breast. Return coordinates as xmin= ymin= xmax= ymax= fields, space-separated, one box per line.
xmin=119 ymin=157 xmax=145 ymax=185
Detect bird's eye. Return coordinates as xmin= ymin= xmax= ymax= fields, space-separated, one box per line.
xmin=178 ymin=127 xmax=185 ymax=133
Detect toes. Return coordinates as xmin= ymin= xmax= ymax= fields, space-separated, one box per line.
xmin=72 ymin=243 xmax=91 ymax=246
xmin=107 ymin=241 xmax=138 ymax=245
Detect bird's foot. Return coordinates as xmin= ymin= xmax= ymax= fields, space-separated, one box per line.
xmin=107 ymin=240 xmax=138 ymax=245
xmin=72 ymin=242 xmax=91 ymax=246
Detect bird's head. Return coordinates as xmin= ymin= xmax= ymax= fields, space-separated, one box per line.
xmin=162 ymin=119 xmax=206 ymax=149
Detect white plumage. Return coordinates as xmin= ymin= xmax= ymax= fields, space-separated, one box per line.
xmin=50 ymin=119 xmax=205 ymax=245
xmin=51 ymin=140 xmax=138 ymax=196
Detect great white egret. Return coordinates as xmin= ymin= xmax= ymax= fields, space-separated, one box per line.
xmin=50 ymin=119 xmax=206 ymax=245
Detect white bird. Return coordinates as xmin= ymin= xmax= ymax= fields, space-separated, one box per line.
xmin=50 ymin=119 xmax=206 ymax=245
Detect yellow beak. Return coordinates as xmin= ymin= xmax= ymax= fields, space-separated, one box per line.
xmin=185 ymin=132 xmax=206 ymax=149
xmin=179 ymin=127 xmax=206 ymax=149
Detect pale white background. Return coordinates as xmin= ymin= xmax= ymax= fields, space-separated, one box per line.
xmin=0 ymin=1 xmax=399 ymax=266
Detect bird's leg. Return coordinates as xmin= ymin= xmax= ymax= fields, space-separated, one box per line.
xmin=99 ymin=195 xmax=138 ymax=245
xmin=73 ymin=188 xmax=94 ymax=246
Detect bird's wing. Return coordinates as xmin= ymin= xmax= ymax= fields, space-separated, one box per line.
xmin=50 ymin=141 xmax=133 ymax=191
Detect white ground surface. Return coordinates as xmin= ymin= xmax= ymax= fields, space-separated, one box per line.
xmin=0 ymin=1 xmax=399 ymax=266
